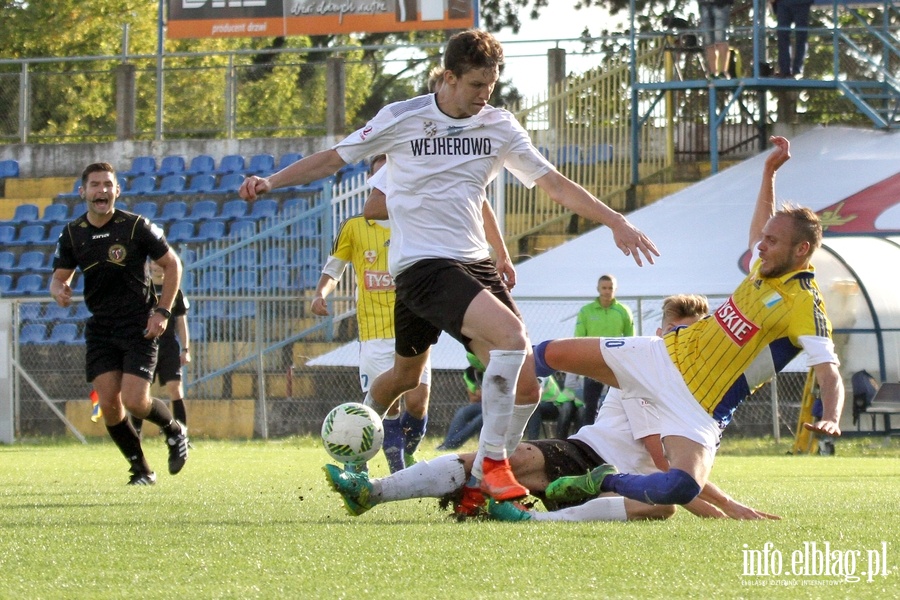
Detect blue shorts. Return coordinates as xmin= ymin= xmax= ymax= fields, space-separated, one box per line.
xmin=699 ymin=3 xmax=732 ymax=44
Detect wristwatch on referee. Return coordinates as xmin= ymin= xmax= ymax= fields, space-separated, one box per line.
xmin=154 ymin=307 xmax=172 ymax=319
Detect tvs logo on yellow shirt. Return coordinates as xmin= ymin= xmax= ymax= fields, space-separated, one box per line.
xmin=715 ymin=298 xmax=759 ymax=346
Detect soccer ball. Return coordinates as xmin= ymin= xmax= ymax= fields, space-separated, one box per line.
xmin=321 ymin=402 xmax=384 ymax=464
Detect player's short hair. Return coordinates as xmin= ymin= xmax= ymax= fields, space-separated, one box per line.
xmin=444 ymin=29 xmax=504 ymax=78
xmin=661 ymin=294 xmax=709 ymax=328
xmin=598 ymin=274 xmax=616 ymax=286
xmin=778 ymin=203 xmax=822 ymax=252
xmin=81 ymin=162 xmax=116 ymax=185
xmin=427 ymin=66 xmax=445 ymax=92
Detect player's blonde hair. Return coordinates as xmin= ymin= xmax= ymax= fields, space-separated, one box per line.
xmin=661 ymin=294 xmax=709 ymax=329
xmin=778 ymin=203 xmax=823 ymax=252
xmin=427 ymin=66 xmax=445 ymax=93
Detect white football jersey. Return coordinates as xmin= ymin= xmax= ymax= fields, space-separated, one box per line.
xmin=334 ymin=93 xmax=553 ymax=275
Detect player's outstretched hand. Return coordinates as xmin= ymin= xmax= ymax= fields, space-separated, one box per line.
xmin=496 ymin=257 xmax=517 ymax=290
xmin=804 ymin=420 xmax=842 ymax=437
xmin=239 ymin=175 xmax=272 ymax=201
xmin=722 ymin=498 xmax=782 ymax=521
xmin=766 ymin=136 xmax=791 ymax=173
xmin=611 ymin=219 xmax=659 ymax=267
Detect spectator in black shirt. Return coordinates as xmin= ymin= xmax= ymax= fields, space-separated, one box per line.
xmin=50 ymin=162 xmax=189 ymax=485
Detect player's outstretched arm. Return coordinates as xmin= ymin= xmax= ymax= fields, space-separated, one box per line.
xmin=481 ymin=199 xmax=516 ymax=290
xmin=748 ymin=136 xmax=791 ymax=250
xmin=240 ymin=149 xmax=346 ymax=201
xmin=691 ymin=480 xmax=781 ymax=520
xmin=535 ymin=170 xmax=659 ymax=266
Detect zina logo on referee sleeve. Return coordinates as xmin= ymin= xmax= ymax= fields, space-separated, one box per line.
xmin=715 ymin=298 xmax=759 ymax=346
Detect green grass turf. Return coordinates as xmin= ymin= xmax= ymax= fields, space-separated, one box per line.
xmin=0 ymin=435 xmax=898 ymax=599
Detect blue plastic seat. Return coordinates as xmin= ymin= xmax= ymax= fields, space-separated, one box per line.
xmin=185 ymin=155 xmax=216 ymax=176
xmin=123 ymin=175 xmax=157 ymax=196
xmin=10 ymin=251 xmax=48 ymax=273
xmin=166 ymin=221 xmax=195 ymax=243
xmin=277 ymin=152 xmax=303 ymax=170
xmin=296 ymin=264 xmax=320 ymax=290
xmin=121 ymin=156 xmax=157 ymax=178
xmin=37 ymin=204 xmax=70 ymax=224
xmin=263 ymin=266 xmax=292 ymax=291
xmin=215 ymin=154 xmax=246 ymax=176
xmin=555 ymin=144 xmax=582 ymax=166
xmin=40 ymin=303 xmax=75 ymax=322
xmin=0 ymin=225 xmax=16 ymax=244
xmin=196 ymin=270 xmax=228 ymax=293
xmin=70 ymin=302 xmax=91 ymax=320
xmin=19 ymin=302 xmax=44 ymax=322
xmin=248 ymin=198 xmax=279 ymax=221
xmin=70 ymin=274 xmax=84 ymax=295
xmin=8 ymin=273 xmax=44 ymax=296
xmin=0 ymin=159 xmax=20 ymax=179
xmin=294 ymin=247 xmax=321 ymax=268
xmin=295 ymin=219 xmax=320 ymax=241
xmin=45 ymin=224 xmax=65 ymax=246
xmin=260 ymin=247 xmax=288 ymax=268
xmin=230 ymin=269 xmax=261 ymax=293
xmin=157 ymin=201 xmax=188 ymax=223
xmin=0 ymin=251 xmax=14 ymax=271
xmin=148 ymin=174 xmax=186 ymax=197
xmin=69 ymin=202 xmax=88 ymax=218
xmin=583 ymin=143 xmax=614 ymax=164
xmin=3 ymin=203 xmax=40 ymax=225
xmin=19 ymin=323 xmax=48 ymax=344
xmin=212 ymin=173 xmax=244 ymax=194
xmin=228 ymin=219 xmax=256 ymax=239
xmin=180 ymin=248 xmax=197 ymax=266
xmin=214 ymin=199 xmax=248 ymax=221
xmin=190 ymin=220 xmax=226 ymax=243
xmin=131 ymin=201 xmax=158 ymax=221
xmin=47 ymin=322 xmax=80 ymax=345
xmin=57 ymin=179 xmax=81 ymax=200
xmin=186 ymin=174 xmax=216 ymax=194
xmin=14 ymin=224 xmax=46 ymax=245
xmin=279 ymin=197 xmax=310 ymax=218
xmin=181 ymin=270 xmax=196 ymax=293
xmin=183 ymin=200 xmax=219 ymax=222
xmin=228 ymin=247 xmax=258 ymax=269
xmin=246 ymin=154 xmax=275 ymax=176
xmin=0 ymin=273 xmax=12 ymax=294
xmin=158 ymin=155 xmax=186 ymax=176
xmin=227 ymin=300 xmax=258 ymax=319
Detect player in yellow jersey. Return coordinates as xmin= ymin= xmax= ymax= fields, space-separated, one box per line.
xmin=312 ymin=155 xmax=431 ymax=473
xmin=524 ymin=136 xmax=845 ymax=510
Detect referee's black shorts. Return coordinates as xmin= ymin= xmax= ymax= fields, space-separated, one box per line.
xmin=85 ymin=324 xmax=158 ymax=383
xmin=393 ymin=257 xmax=521 ymax=357
xmin=153 ymin=336 xmax=183 ymax=385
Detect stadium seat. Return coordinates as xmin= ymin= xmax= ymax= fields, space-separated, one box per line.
xmin=37 ymin=203 xmax=70 ymax=225
xmin=69 ymin=202 xmax=88 ymax=218
xmin=14 ymin=224 xmax=46 ymax=245
xmin=182 ymin=200 xmax=219 ymax=222
xmin=47 ymin=322 xmax=80 ymax=345
xmin=185 ymin=154 xmax=216 ymax=176
xmin=186 ymin=173 xmax=216 ymax=194
xmin=215 ymin=154 xmax=246 ymax=176
xmin=157 ymin=201 xmax=189 ymax=223
xmin=0 ymin=251 xmax=15 ymax=272
xmin=0 ymin=225 xmax=16 ymax=245
xmin=0 ymin=274 xmax=12 ymax=294
xmin=158 ymin=155 xmax=186 ymax=176
xmin=181 ymin=270 xmax=196 ymax=293
xmin=9 ymin=251 xmax=49 ymax=273
xmin=8 ymin=273 xmax=44 ymax=296
xmin=263 ymin=266 xmax=292 ymax=291
xmin=246 ymin=153 xmax=275 ymax=177
xmin=228 ymin=219 xmax=256 ymax=239
xmin=283 ymin=179 xmax=326 ymax=194
xmin=555 ymin=144 xmax=582 ymax=166
xmin=57 ymin=179 xmax=81 ymax=200
xmin=180 ymin=248 xmax=197 ymax=265
xmin=294 ymin=247 xmax=321 ymax=268
xmin=277 ymin=152 xmax=303 ymax=170
xmin=40 ymin=303 xmax=75 ymax=323
xmin=582 ymin=143 xmax=614 ymax=164
xmin=151 ymin=174 xmax=187 ymax=196
xmin=18 ymin=302 xmax=44 ymax=322
xmin=214 ymin=199 xmax=248 ymax=221
xmin=248 ymin=198 xmax=278 ymax=221
xmin=45 ymin=224 xmax=65 ymax=246
xmin=19 ymin=323 xmax=48 ymax=345
xmin=260 ymin=247 xmax=288 ymax=268
xmin=166 ymin=221 xmax=195 ymax=244
xmin=2 ymin=203 xmax=40 ymax=225
xmin=123 ymin=175 xmax=157 ymax=196
xmin=296 ymin=264 xmax=320 ymax=290
xmin=212 ymin=173 xmax=244 ymax=194
xmin=228 ymin=247 xmax=258 ymax=269
xmin=0 ymin=159 xmax=20 ymax=179
xmin=131 ymin=201 xmax=158 ymax=221
xmin=279 ymin=197 xmax=310 ymax=218
xmin=196 ymin=270 xmax=227 ymax=293
xmin=189 ymin=220 xmax=226 ymax=243
xmin=70 ymin=302 xmax=91 ymax=321
xmin=294 ymin=219 xmax=320 ymax=241
xmin=230 ymin=269 xmax=261 ymax=293
xmin=121 ymin=156 xmax=157 ymax=178
xmin=227 ymin=300 xmax=258 ymax=319
xmin=70 ymin=274 xmax=84 ymax=295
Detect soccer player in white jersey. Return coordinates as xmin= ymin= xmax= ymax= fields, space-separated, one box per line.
xmin=322 ymin=294 xmax=779 ymax=522
xmin=240 ymin=29 xmax=659 ymax=512
xmin=521 ymin=136 xmax=844 ymax=515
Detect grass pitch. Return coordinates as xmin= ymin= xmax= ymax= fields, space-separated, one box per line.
xmin=1 ymin=436 xmax=898 ymax=599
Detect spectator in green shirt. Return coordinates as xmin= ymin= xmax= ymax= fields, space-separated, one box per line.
xmin=574 ymin=274 xmax=634 ymax=424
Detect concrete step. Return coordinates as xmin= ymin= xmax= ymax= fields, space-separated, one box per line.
xmin=5 ymin=176 xmax=73 ymax=199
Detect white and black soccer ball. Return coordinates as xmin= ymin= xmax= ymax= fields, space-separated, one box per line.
xmin=321 ymin=402 xmax=384 ymax=464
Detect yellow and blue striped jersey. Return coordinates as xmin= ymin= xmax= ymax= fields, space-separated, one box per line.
xmin=330 ymin=215 xmax=394 ymax=341
xmin=665 ymin=258 xmax=833 ymax=426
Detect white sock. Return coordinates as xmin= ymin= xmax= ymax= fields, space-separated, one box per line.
xmin=478 ymin=349 xmax=526 ymax=463
xmin=376 ymin=454 xmax=467 ymax=502
xmin=505 ymin=402 xmax=538 ymax=456
xmin=531 ymin=496 xmax=628 ymax=522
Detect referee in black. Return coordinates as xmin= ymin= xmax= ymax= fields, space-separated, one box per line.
xmin=50 ymin=162 xmax=189 ymax=485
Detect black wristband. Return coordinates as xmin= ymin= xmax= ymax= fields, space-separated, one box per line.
xmin=154 ymin=307 xmax=172 ymax=319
